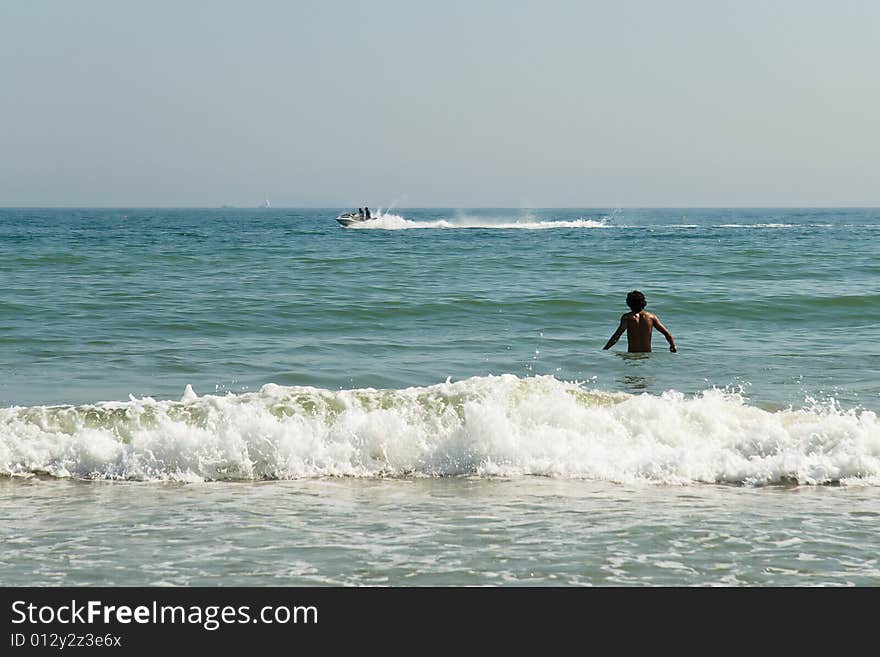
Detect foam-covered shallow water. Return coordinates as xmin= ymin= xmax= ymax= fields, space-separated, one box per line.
xmin=3 ymin=477 xmax=879 ymax=586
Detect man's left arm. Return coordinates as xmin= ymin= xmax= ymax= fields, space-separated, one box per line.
xmin=604 ymin=318 xmax=626 ymax=350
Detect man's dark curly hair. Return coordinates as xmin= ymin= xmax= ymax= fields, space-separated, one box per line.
xmin=626 ymin=290 xmax=647 ymax=312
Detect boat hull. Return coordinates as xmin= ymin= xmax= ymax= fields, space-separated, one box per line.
xmin=336 ymin=214 xmax=368 ymax=227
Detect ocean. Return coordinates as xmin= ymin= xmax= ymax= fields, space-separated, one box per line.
xmin=1 ymin=207 xmax=878 ymax=586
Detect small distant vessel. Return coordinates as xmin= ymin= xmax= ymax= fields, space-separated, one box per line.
xmin=336 ymin=212 xmax=367 ymax=227
xmin=262 ymin=199 xmax=271 ymax=208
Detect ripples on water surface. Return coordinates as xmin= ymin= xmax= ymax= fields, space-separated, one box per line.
xmin=1 ymin=208 xmax=878 ymax=584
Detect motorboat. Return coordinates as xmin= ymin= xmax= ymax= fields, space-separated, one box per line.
xmin=336 ymin=212 xmax=370 ymax=227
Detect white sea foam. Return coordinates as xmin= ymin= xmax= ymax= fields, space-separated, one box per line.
xmin=349 ymin=211 xmax=609 ymax=230
xmin=350 ymin=215 xmax=844 ymax=231
xmin=1 ymin=375 xmax=878 ymax=485
xmin=717 ymin=223 xmax=796 ymax=228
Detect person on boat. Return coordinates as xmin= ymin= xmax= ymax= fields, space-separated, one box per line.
xmin=358 ymin=208 xmax=364 ymax=219
xmin=364 ymin=207 xmax=371 ymax=219
xmin=603 ymin=290 xmax=677 ymax=353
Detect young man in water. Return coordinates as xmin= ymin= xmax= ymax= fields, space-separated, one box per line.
xmin=603 ymin=290 xmax=677 ymax=353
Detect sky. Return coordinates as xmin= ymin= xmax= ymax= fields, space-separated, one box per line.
xmin=1 ymin=0 xmax=878 ymax=207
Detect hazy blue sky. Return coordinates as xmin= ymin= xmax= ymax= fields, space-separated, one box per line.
xmin=2 ymin=1 xmax=878 ymax=207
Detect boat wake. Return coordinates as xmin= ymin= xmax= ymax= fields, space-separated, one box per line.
xmin=341 ymin=211 xmax=610 ymax=230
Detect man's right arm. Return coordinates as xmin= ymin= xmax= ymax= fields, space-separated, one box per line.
xmin=652 ymin=316 xmax=677 ymax=352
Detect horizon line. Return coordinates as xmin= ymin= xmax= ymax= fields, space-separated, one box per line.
xmin=2 ymin=204 xmax=880 ymax=210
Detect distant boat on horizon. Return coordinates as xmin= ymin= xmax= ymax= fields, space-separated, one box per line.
xmin=262 ymin=199 xmax=270 ymax=208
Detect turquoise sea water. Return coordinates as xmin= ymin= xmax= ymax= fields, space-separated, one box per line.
xmin=3 ymin=207 xmax=878 ymax=408
xmin=1 ymin=207 xmax=879 ymax=585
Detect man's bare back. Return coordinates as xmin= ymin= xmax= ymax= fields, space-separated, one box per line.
xmin=603 ymin=291 xmax=677 ymax=353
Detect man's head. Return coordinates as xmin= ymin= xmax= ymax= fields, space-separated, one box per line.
xmin=626 ymin=290 xmax=647 ymax=312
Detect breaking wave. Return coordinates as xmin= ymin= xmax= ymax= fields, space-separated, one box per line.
xmin=1 ymin=375 xmax=878 ymax=485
